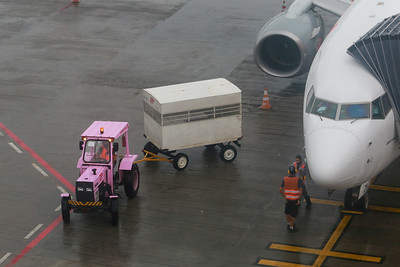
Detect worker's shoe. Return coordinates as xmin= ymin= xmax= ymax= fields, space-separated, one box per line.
xmin=305 ymin=203 xmax=312 ymax=210
xmin=288 ymin=227 xmax=299 ymax=233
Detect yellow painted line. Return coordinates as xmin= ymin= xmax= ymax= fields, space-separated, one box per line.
xmin=341 ymin=209 xmax=363 ymax=215
xmin=257 ymin=259 xmax=310 ymax=267
xmin=369 ymin=184 xmax=400 ymax=193
xmin=310 ymin=198 xmax=343 ymax=206
xmin=313 ymin=215 xmax=351 ymax=266
xmin=311 ymin=197 xmax=400 ymax=214
xmin=270 ymin=244 xmax=381 ymax=263
xmin=368 ymin=205 xmax=400 ymax=213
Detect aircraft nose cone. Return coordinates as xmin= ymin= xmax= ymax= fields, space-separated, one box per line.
xmin=306 ymin=128 xmax=362 ymax=189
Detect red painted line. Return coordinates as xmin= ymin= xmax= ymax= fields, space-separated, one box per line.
xmin=59 ymin=2 xmax=73 ymax=11
xmin=0 ymin=121 xmax=75 ymax=192
xmin=0 ymin=122 xmax=75 ymax=265
xmin=5 ymin=216 xmax=63 ymax=266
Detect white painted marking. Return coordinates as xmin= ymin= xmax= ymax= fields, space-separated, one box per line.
xmin=8 ymin=142 xmax=23 ymax=154
xmin=32 ymin=163 xmax=48 ymax=177
xmin=24 ymin=224 xmax=43 ymax=239
xmin=55 ymin=205 xmax=61 ymax=212
xmin=57 ymin=186 xmax=68 ymax=195
xmin=0 ymin=253 xmax=11 ymax=264
xmin=0 ymin=131 xmax=4 ymax=136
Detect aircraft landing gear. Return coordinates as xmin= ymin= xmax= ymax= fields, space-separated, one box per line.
xmin=344 ymin=187 xmax=369 ymax=211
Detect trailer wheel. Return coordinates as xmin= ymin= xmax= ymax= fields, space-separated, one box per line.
xmin=173 ymin=153 xmax=189 ymax=170
xmin=61 ymin=196 xmax=70 ymax=223
xmin=143 ymin=142 xmax=159 ymax=155
xmin=219 ymin=145 xmax=237 ymax=162
xmin=123 ymin=164 xmax=140 ymax=198
xmin=111 ymin=198 xmax=118 ymax=226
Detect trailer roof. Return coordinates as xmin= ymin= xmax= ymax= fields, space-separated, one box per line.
xmin=81 ymin=121 xmax=129 ymax=139
xmin=143 ymin=78 xmax=241 ymax=104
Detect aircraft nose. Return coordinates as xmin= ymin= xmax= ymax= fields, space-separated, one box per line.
xmin=306 ymin=128 xmax=362 ymax=189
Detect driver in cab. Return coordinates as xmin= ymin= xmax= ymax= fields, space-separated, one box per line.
xmin=98 ymin=142 xmax=110 ymax=162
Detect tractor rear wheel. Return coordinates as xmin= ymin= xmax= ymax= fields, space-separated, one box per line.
xmin=123 ymin=164 xmax=140 ymax=198
xmin=111 ymin=198 xmax=118 ymax=226
xmin=61 ymin=196 xmax=70 ymax=223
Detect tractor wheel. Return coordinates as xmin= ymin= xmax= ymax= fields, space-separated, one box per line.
xmin=111 ymin=198 xmax=118 ymax=226
xmin=219 ymin=145 xmax=237 ymax=162
xmin=61 ymin=196 xmax=70 ymax=223
xmin=123 ymin=164 xmax=140 ymax=198
xmin=143 ymin=142 xmax=159 ymax=155
xmin=173 ymin=153 xmax=189 ymax=170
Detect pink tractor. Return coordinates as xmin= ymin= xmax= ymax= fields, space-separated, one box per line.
xmin=61 ymin=121 xmax=140 ymax=226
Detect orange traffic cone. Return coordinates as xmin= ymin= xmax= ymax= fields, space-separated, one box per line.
xmin=259 ymin=88 xmax=272 ymax=110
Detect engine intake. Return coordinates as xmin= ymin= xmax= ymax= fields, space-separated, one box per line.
xmin=254 ymin=10 xmax=324 ymax=78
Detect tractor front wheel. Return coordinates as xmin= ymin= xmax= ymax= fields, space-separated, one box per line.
xmin=61 ymin=196 xmax=70 ymax=223
xmin=111 ymin=198 xmax=118 ymax=226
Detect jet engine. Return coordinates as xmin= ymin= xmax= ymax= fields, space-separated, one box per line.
xmin=254 ymin=9 xmax=325 ymax=78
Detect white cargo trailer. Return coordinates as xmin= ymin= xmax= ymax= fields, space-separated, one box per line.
xmin=142 ymin=78 xmax=242 ymax=170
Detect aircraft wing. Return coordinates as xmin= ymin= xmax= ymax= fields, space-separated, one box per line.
xmin=312 ymin=0 xmax=353 ymax=17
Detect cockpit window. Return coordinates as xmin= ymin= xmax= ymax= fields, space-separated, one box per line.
xmin=305 ymin=87 xmax=315 ymax=113
xmin=372 ymin=98 xmax=384 ymax=119
xmin=311 ymin=99 xmax=338 ymax=120
xmin=381 ymin=94 xmax=391 ymax=116
xmin=339 ymin=103 xmax=370 ymax=120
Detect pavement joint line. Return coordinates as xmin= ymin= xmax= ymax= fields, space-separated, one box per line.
xmin=258 ymin=215 xmax=383 ymax=266
xmin=54 ymin=205 xmax=61 ymax=212
xmin=8 ymin=142 xmax=23 ymax=154
xmin=57 ymin=186 xmax=68 ymax=195
xmin=0 ymin=253 xmax=11 ymax=264
xmin=24 ymin=224 xmax=44 ymax=239
xmin=32 ymin=163 xmax=48 ymax=177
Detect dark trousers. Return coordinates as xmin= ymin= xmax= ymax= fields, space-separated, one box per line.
xmin=303 ymin=184 xmax=312 ymax=206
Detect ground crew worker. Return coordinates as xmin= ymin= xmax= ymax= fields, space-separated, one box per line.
xmin=99 ymin=142 xmax=110 ymax=162
xmin=280 ymin=166 xmax=303 ymax=232
xmin=293 ymin=155 xmax=312 ymax=209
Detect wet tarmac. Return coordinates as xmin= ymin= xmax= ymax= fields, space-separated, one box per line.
xmin=0 ymin=0 xmax=399 ymax=266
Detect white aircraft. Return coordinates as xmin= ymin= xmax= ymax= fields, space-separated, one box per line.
xmin=254 ymin=0 xmax=400 ymax=210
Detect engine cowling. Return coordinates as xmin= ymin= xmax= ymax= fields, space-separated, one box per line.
xmin=254 ymin=9 xmax=325 ymax=78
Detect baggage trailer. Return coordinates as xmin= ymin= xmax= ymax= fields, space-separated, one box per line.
xmin=142 ymin=78 xmax=242 ymax=170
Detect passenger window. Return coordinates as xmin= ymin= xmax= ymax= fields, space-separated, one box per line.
xmin=382 ymin=94 xmax=391 ymax=116
xmin=339 ymin=103 xmax=370 ymax=120
xmin=372 ymin=98 xmax=384 ymax=119
xmin=311 ymin=99 xmax=338 ymax=120
xmin=305 ymin=87 xmax=315 ymax=113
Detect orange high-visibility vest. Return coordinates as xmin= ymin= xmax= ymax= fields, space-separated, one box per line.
xmin=293 ymin=161 xmax=306 ymax=180
xmin=284 ymin=176 xmax=300 ymax=200
xmin=101 ymin=146 xmax=110 ymax=161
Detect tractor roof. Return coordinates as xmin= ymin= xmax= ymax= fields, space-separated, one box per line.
xmin=81 ymin=121 xmax=129 ymax=139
